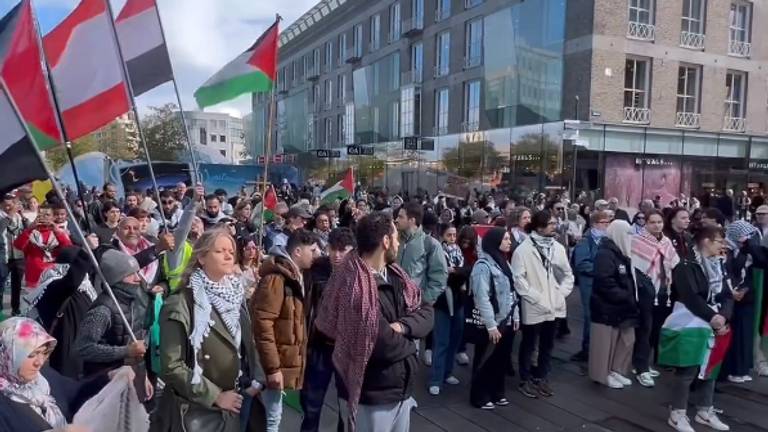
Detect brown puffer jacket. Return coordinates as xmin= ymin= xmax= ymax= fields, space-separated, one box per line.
xmin=249 ymin=252 xmax=307 ymax=390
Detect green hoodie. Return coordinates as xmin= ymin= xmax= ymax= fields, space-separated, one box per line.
xmin=397 ymin=227 xmax=448 ymax=304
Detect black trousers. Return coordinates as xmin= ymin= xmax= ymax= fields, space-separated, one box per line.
xmin=7 ymin=259 xmax=24 ymax=314
xmin=470 ymin=324 xmax=515 ymax=407
xmin=633 ymin=289 xmax=654 ymax=373
xmin=519 ymin=320 xmax=556 ymax=382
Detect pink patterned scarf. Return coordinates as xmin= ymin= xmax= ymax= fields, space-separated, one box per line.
xmin=632 ymin=229 xmax=680 ymax=305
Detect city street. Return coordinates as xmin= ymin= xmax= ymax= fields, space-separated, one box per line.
xmin=282 ymin=296 xmax=768 ymax=432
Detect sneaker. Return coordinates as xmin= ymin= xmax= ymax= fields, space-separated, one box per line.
xmin=649 ymin=367 xmax=661 ymax=378
xmin=444 ymin=376 xmax=460 ymax=385
xmin=636 ymin=372 xmax=656 ymax=388
xmin=429 ymin=386 xmax=440 ymax=396
xmin=668 ymin=409 xmax=696 ymax=432
xmin=757 ymin=362 xmax=768 ymax=377
xmin=518 ymin=381 xmax=539 ymax=399
xmin=534 ymin=380 xmax=554 ymax=397
xmin=494 ymin=398 xmax=510 ymax=406
xmin=727 ymin=375 xmax=746 ymax=383
xmin=742 ymin=375 xmax=753 ymax=382
xmin=424 ymin=349 xmax=432 ymax=367
xmin=480 ymin=402 xmax=495 ymax=410
xmin=610 ymin=372 xmax=632 ymax=386
xmin=456 ymin=352 xmax=470 ymax=366
xmin=571 ymin=350 xmax=589 ymax=362
xmin=695 ymin=407 xmax=730 ymax=431
xmin=606 ymin=374 xmax=625 ymax=389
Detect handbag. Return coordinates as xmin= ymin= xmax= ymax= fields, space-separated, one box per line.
xmin=463 ymin=263 xmax=499 ymax=345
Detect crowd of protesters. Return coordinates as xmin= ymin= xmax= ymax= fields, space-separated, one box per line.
xmin=0 ymin=179 xmax=766 ymax=432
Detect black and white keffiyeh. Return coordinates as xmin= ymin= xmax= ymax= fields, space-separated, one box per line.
xmin=188 ymin=268 xmax=244 ymax=384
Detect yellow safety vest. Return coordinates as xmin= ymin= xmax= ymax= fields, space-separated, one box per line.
xmin=163 ymin=241 xmax=193 ymax=292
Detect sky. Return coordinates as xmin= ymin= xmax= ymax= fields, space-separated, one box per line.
xmin=0 ymin=0 xmax=318 ymax=118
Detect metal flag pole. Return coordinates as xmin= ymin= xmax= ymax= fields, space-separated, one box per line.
xmin=150 ymin=0 xmax=200 ymax=185
xmin=0 ymin=82 xmax=137 ymax=342
xmin=28 ymin=1 xmax=91 ymax=231
xmin=101 ymin=0 xmax=166 ymax=223
xmin=256 ymin=89 xmax=277 ymax=247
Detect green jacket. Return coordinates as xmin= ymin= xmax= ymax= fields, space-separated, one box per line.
xmin=397 ymin=227 xmax=448 ymax=304
xmin=151 ymin=289 xmax=265 ymax=432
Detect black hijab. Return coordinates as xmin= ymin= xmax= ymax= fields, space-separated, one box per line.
xmin=480 ymin=227 xmax=514 ymax=282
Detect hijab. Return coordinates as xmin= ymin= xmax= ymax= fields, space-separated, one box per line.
xmin=0 ymin=318 xmax=66 ymax=428
xmin=480 ymin=227 xmax=513 ymax=281
xmin=606 ymin=220 xmax=634 ymax=258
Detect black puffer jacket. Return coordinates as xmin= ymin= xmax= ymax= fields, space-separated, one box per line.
xmin=337 ymin=269 xmax=433 ymax=405
xmin=591 ymin=238 xmax=639 ymax=327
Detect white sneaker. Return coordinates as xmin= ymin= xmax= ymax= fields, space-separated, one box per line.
xmin=668 ymin=409 xmax=696 ymax=432
xmin=610 ymin=371 xmax=632 ymax=386
xmin=649 ymin=367 xmax=661 ymax=378
xmin=757 ymin=362 xmax=768 ymax=377
xmin=424 ymin=349 xmax=432 ymax=367
xmin=429 ymin=385 xmax=440 ymax=396
xmin=727 ymin=375 xmax=746 ymax=383
xmin=606 ymin=374 xmax=625 ymax=389
xmin=445 ymin=376 xmax=460 ymax=385
xmin=695 ymin=407 xmax=730 ymax=431
xmin=456 ymin=352 xmax=470 ymax=365
xmin=742 ymin=375 xmax=753 ymax=382
xmin=636 ymin=372 xmax=656 ymax=388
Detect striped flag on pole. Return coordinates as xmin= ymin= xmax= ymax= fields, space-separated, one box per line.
xmin=43 ymin=0 xmax=131 ymax=140
xmin=115 ymin=0 xmax=173 ymax=96
xmin=0 ymin=88 xmax=49 ymax=193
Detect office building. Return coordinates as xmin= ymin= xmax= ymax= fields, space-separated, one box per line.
xmin=184 ymin=111 xmax=247 ymax=164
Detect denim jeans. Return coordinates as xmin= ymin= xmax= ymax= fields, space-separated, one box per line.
xmin=300 ymin=343 xmax=336 ymax=432
xmin=261 ymin=388 xmax=283 ymax=432
xmin=240 ymin=394 xmax=254 ymax=432
xmin=429 ymin=306 xmax=464 ymax=387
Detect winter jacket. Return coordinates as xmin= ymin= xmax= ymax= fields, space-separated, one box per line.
xmin=469 ymin=256 xmax=519 ymax=330
xmin=511 ymin=237 xmax=575 ymax=325
xmin=337 ymin=268 xmax=434 ymax=406
xmin=590 ymin=238 xmax=639 ymax=327
xmin=664 ymin=228 xmax=695 ymax=261
xmin=572 ymin=231 xmax=601 ymax=292
xmin=397 ymin=227 xmax=448 ymax=304
xmin=13 ymin=226 xmax=72 ymax=288
xmin=307 ymin=256 xmax=333 ymax=348
xmin=671 ymin=259 xmax=734 ymax=323
xmin=725 ymin=234 xmax=768 ymax=305
xmin=250 ymin=248 xmax=307 ymax=390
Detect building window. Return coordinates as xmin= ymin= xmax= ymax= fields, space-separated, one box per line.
xmin=392 ymin=101 xmax=400 ymax=139
xmin=199 ymin=127 xmax=207 ymax=145
xmin=435 ymin=87 xmax=449 ymax=135
xmin=676 ymin=65 xmax=701 ymax=128
xmin=627 ymin=0 xmax=655 ymax=41
xmin=724 ymin=70 xmax=747 ymax=131
xmin=728 ymin=2 xmax=751 ymax=57
xmin=218 ymin=120 xmax=226 ymax=129
xmin=465 ymin=0 xmax=483 ymax=9
xmin=337 ymin=74 xmax=346 ymax=103
xmin=312 ymin=48 xmax=320 ymax=74
xmin=463 ymin=80 xmax=480 ymax=131
xmin=325 ymin=41 xmax=333 ymax=71
xmin=211 ymin=134 xmax=217 ymax=142
xmin=353 ymin=24 xmax=363 ymax=57
xmin=325 ymin=79 xmax=333 ymax=108
xmin=401 ymin=86 xmax=419 ymax=137
xmin=324 ymin=118 xmax=333 ymax=147
xmin=411 ymin=42 xmax=423 ymax=82
xmin=220 ymin=135 xmax=226 ymax=142
xmin=436 ymin=0 xmax=450 ymax=21
xmin=344 ymin=102 xmax=355 ymax=145
xmin=338 ymin=33 xmax=347 ymax=64
xmin=337 ymin=113 xmax=345 ymax=143
xmin=435 ymin=31 xmax=450 ymax=77
xmin=303 ymin=55 xmax=310 ymax=76
xmin=465 ymin=18 xmax=483 ymax=69
xmin=389 ymin=2 xmax=401 ymax=42
xmin=623 ymin=57 xmax=651 ymax=124
xmin=680 ymin=0 xmax=705 ymax=49
xmin=370 ymin=14 xmax=381 ymax=51
xmin=412 ymin=0 xmax=424 ymax=27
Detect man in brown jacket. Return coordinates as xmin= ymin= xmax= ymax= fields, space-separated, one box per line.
xmin=251 ymin=229 xmax=319 ymax=432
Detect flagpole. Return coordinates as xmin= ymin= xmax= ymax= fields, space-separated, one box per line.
xmin=28 ymin=1 xmax=92 ymax=232
xmin=256 ymin=89 xmax=276 ymax=247
xmin=0 ymin=82 xmax=137 ymax=342
xmin=150 ymin=1 xmax=200 ymax=185
xmin=101 ymin=0 xmax=166 ymax=226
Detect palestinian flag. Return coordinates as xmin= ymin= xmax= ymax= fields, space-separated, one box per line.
xmin=115 ymin=0 xmax=174 ymax=96
xmin=659 ymin=302 xmax=725 ymax=379
xmin=263 ymin=185 xmax=278 ymax=222
xmin=754 ymin=269 xmax=768 ymax=357
xmin=320 ymin=168 xmax=354 ymax=205
xmin=0 ymin=0 xmax=64 ymax=151
xmin=194 ymin=19 xmax=278 ymax=108
xmin=0 ymin=88 xmax=49 ymax=193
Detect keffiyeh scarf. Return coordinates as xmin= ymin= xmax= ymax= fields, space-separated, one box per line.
xmin=443 ymin=242 xmax=464 ymax=268
xmin=114 ymin=236 xmax=159 ymax=283
xmin=188 ymin=269 xmax=244 ymax=385
xmin=0 ymin=318 xmax=66 ymax=428
xmin=30 ymin=229 xmax=59 ymax=263
xmin=694 ymin=247 xmax=724 ymax=308
xmin=632 ymin=229 xmax=680 ymax=306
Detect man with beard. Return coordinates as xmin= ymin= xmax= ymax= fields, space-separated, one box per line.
xmin=301 ymin=227 xmax=357 ymax=432
xmin=158 ymin=190 xmax=184 ymax=230
xmin=88 ymin=182 xmax=118 ymax=226
xmin=200 ymin=194 xmax=233 ymax=230
xmin=315 ymin=212 xmax=433 ymax=431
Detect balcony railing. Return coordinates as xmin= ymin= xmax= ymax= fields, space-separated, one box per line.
xmin=434 ymin=64 xmax=449 ymax=78
xmin=401 ymin=69 xmax=423 ymax=85
xmin=675 ymin=112 xmax=701 ymax=128
xmin=402 ymin=17 xmax=424 ymax=37
xmin=623 ymin=106 xmax=651 ymax=124
xmin=433 ymin=125 xmax=448 ymax=136
xmin=464 ymin=54 xmax=482 ymax=69
xmin=627 ymin=21 xmax=655 ymax=41
xmin=728 ymin=39 xmax=751 ymax=57
xmin=462 ymin=121 xmax=480 ymax=132
xmin=435 ymin=7 xmax=450 ymax=22
xmin=680 ymin=31 xmax=705 ymax=50
xmin=723 ymin=116 xmax=746 ymax=132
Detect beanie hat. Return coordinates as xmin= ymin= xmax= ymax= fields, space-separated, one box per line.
xmin=100 ymin=249 xmax=140 ymax=285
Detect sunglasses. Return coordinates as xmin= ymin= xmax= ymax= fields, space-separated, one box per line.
xmin=162 ymin=200 xmax=175 ymax=205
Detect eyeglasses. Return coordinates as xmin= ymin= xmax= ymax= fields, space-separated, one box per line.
xmin=161 ymin=200 xmax=174 ymax=205
xmin=554 ymin=207 xmax=565 ymax=211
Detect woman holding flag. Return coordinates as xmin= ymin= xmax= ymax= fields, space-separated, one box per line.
xmin=661 ymin=226 xmax=733 ymax=432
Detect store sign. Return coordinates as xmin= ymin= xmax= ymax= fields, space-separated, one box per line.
xmin=347 ymin=145 xmax=374 ymax=156
xmin=511 ymin=154 xmax=541 ymax=162
xmin=403 ymin=136 xmax=419 ymax=150
xmin=749 ymin=161 xmax=768 ymax=170
xmin=634 ymin=157 xmax=674 ymax=166
xmin=315 ymin=149 xmax=341 ymax=158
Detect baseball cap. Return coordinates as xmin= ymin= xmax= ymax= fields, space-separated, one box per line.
xmin=756 ymin=205 xmax=768 ymax=215
xmin=287 ymin=206 xmax=313 ymax=220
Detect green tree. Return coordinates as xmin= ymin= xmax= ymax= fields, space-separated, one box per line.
xmin=441 ymin=140 xmax=504 ymax=180
xmin=140 ymin=103 xmax=187 ymax=161
xmin=45 ymin=135 xmax=98 ymax=171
